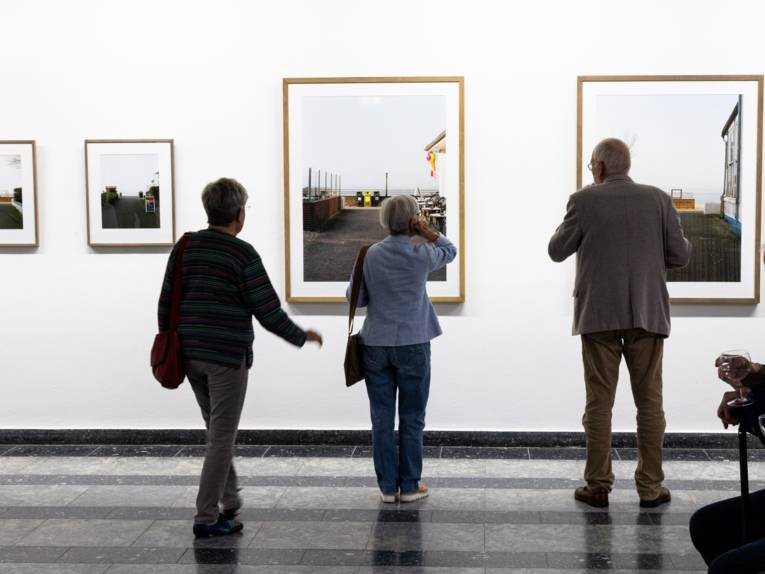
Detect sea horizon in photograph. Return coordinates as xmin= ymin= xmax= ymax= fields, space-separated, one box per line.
xmin=100 ymin=153 xmax=161 ymax=229
xmin=592 ymin=93 xmax=742 ymax=282
xmin=300 ymin=94 xmax=448 ymax=282
xmin=0 ymin=154 xmax=23 ymax=230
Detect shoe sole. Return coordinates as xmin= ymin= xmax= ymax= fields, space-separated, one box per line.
xmin=193 ymin=523 xmax=244 ymax=538
xmin=639 ymin=496 xmax=671 ymax=508
xmin=399 ymin=491 xmax=429 ymax=503
xmin=574 ymin=494 xmax=608 ymax=508
xmin=380 ymin=495 xmax=398 ymax=503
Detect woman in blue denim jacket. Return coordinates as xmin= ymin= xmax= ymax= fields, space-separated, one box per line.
xmin=347 ymin=195 xmax=457 ymax=503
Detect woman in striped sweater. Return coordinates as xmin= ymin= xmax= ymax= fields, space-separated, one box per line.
xmin=158 ymin=178 xmax=322 ymax=538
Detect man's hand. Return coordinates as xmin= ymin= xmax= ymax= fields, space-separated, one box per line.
xmin=305 ymin=330 xmax=323 ymax=348
xmin=409 ymin=215 xmax=439 ymax=242
xmin=717 ymin=390 xmax=752 ymax=429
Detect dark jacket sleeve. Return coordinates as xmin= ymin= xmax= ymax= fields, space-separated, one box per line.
xmin=157 ymin=241 xmax=181 ymax=331
xmin=664 ymin=199 xmax=692 ymax=269
xmin=548 ymin=196 xmax=582 ymax=262
xmin=241 ymin=251 xmax=306 ymax=347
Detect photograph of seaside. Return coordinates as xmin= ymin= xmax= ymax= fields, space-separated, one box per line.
xmin=591 ymin=93 xmax=744 ymax=282
xmin=99 ymin=153 xmax=161 ymax=229
xmin=300 ymin=94 xmax=449 ymax=282
xmin=0 ymin=154 xmax=23 ymax=230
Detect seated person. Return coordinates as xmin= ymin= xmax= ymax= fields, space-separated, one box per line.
xmin=690 ymin=357 xmax=765 ymax=573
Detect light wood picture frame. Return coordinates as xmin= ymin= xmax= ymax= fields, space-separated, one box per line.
xmin=85 ymin=139 xmax=175 ymax=247
xmin=283 ymin=77 xmax=465 ymax=303
xmin=0 ymin=140 xmax=38 ymax=247
xmin=577 ymin=75 xmax=764 ymax=304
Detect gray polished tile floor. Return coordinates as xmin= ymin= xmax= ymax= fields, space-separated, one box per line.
xmin=0 ymin=446 xmax=749 ymax=573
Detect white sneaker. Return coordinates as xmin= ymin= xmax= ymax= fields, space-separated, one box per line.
xmin=399 ymin=484 xmax=429 ymax=503
xmin=380 ymin=491 xmax=398 ymax=503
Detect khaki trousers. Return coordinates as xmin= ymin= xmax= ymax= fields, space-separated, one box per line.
xmin=581 ymin=329 xmax=666 ymax=499
xmin=186 ymin=358 xmax=249 ymax=525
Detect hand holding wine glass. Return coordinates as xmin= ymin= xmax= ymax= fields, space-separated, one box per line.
xmin=717 ymin=350 xmax=754 ymax=407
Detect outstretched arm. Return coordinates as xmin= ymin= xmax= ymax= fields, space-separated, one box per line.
xmin=241 ymin=253 xmax=306 ymax=347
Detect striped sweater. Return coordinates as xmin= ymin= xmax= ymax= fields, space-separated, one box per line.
xmin=158 ymin=230 xmax=306 ymax=368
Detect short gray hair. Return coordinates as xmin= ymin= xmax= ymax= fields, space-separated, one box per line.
xmin=202 ymin=178 xmax=248 ymax=225
xmin=380 ymin=195 xmax=419 ymax=234
xmin=592 ymin=138 xmax=631 ymax=175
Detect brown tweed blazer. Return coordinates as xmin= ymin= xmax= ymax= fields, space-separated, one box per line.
xmin=549 ymin=175 xmax=691 ymax=337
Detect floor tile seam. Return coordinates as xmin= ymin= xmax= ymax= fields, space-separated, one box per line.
xmin=247 ymin=518 xmax=266 ymax=542
xmin=62 ymin=484 xmax=94 ymax=508
xmin=11 ymin=517 xmax=53 ymax=547
xmin=131 ymin=518 xmax=159 ymax=548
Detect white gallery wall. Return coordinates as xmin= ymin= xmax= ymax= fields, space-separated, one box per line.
xmin=2 ymin=0 xmax=765 ymax=432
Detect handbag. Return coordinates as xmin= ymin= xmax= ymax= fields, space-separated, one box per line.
xmin=344 ymin=245 xmax=371 ymax=387
xmin=150 ymin=233 xmax=192 ymax=389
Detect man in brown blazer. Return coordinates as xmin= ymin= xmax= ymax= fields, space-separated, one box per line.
xmin=549 ymin=138 xmax=691 ymax=508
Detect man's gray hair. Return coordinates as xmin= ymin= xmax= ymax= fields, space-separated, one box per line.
xmin=380 ymin=195 xmax=419 ymax=235
xmin=592 ymin=138 xmax=631 ymax=175
xmin=202 ymin=178 xmax=249 ymax=225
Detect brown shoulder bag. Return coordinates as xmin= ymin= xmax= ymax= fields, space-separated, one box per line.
xmin=344 ymin=245 xmax=371 ymax=387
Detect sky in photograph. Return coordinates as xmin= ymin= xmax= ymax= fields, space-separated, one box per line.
xmin=0 ymin=155 xmax=22 ymax=196
xmin=302 ymin=95 xmax=445 ymax=191
xmin=100 ymin=154 xmax=159 ymax=197
xmin=592 ymin=93 xmax=740 ymax=202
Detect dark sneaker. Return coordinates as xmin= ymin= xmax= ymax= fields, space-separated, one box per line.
xmin=193 ymin=518 xmax=244 ymax=538
xmin=574 ymin=485 xmax=609 ymax=508
xmin=219 ymin=507 xmax=240 ymax=521
xmin=380 ymin=491 xmax=398 ymax=503
xmin=640 ymin=486 xmax=671 ymax=508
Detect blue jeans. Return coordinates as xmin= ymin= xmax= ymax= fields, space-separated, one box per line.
xmin=690 ymin=489 xmax=765 ymax=573
xmin=362 ymin=343 xmax=431 ymax=495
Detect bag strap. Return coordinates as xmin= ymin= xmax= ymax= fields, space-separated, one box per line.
xmin=168 ymin=233 xmax=192 ymax=332
xmin=348 ymin=245 xmax=371 ymax=336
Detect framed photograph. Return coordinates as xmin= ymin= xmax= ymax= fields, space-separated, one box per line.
xmin=578 ymin=75 xmax=763 ymax=304
xmin=85 ymin=139 xmax=175 ymax=246
xmin=0 ymin=141 xmax=38 ymax=247
xmin=283 ymin=77 xmax=465 ymax=303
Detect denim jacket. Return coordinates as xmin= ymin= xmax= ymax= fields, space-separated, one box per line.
xmin=346 ymin=234 xmax=457 ymax=346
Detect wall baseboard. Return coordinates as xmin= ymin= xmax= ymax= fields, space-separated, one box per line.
xmin=0 ymin=429 xmax=753 ymax=449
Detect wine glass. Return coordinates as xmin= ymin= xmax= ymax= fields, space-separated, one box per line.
xmin=719 ymin=350 xmax=754 ymax=407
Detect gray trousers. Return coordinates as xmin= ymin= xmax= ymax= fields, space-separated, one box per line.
xmin=186 ymin=358 xmax=248 ymax=525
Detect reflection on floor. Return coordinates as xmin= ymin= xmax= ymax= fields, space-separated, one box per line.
xmin=0 ymin=445 xmax=747 ymax=573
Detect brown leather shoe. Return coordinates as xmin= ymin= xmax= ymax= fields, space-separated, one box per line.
xmin=574 ymin=485 xmax=609 ymax=508
xmin=640 ymin=486 xmax=671 ymax=508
